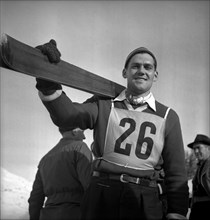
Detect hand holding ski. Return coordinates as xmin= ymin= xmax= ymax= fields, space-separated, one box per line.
xmin=0 ymin=34 xmax=125 ymax=97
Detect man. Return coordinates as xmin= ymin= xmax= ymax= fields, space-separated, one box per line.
xmin=28 ymin=127 xmax=93 ymax=220
xmin=35 ymin=41 xmax=189 ymax=220
xmin=187 ymin=134 xmax=210 ymax=220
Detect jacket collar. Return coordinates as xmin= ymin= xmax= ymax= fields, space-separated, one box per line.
xmin=114 ymin=89 xmax=156 ymax=111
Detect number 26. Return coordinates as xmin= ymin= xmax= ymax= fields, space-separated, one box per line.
xmin=114 ymin=118 xmax=156 ymax=159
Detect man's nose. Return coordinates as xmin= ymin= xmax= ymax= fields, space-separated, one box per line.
xmin=194 ymin=148 xmax=199 ymax=153
xmin=137 ymin=65 xmax=145 ymax=73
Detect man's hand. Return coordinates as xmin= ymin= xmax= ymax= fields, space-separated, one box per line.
xmin=36 ymin=78 xmax=62 ymax=95
xmin=36 ymin=39 xmax=61 ymax=63
xmin=35 ymin=39 xmax=62 ymax=95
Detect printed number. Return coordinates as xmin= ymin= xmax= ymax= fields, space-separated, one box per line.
xmin=135 ymin=122 xmax=156 ymax=159
xmin=114 ymin=118 xmax=136 ymax=155
xmin=114 ymin=118 xmax=156 ymax=159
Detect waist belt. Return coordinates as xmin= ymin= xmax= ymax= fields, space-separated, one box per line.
xmin=93 ymin=171 xmax=157 ymax=188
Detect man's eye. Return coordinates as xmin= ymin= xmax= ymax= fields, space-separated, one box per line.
xmin=131 ymin=65 xmax=138 ymax=69
xmin=144 ymin=64 xmax=153 ymax=70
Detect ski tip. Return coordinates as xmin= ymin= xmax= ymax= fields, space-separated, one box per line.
xmin=0 ymin=33 xmax=8 ymax=46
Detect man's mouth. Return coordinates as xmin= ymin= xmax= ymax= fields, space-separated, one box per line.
xmin=134 ymin=77 xmax=146 ymax=81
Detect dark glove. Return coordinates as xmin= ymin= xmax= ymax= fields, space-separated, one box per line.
xmin=35 ymin=39 xmax=62 ymax=95
xmin=36 ymin=78 xmax=62 ymax=95
xmin=36 ymin=39 xmax=61 ymax=63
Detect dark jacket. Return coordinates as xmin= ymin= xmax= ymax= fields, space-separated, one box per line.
xmin=192 ymin=156 xmax=210 ymax=199
xmin=28 ymin=132 xmax=93 ymax=220
xmin=189 ymin=157 xmax=210 ymax=220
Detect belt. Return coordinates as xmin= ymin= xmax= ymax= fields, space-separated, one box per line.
xmin=93 ymin=171 xmax=157 ymax=188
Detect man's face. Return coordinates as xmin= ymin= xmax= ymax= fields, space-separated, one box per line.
xmin=193 ymin=143 xmax=210 ymax=162
xmin=122 ymin=53 xmax=158 ymax=96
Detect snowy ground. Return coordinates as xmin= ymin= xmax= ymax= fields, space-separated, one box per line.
xmin=1 ymin=167 xmax=33 ymax=220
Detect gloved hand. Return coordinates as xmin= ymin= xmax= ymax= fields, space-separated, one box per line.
xmin=36 ymin=39 xmax=61 ymax=63
xmin=36 ymin=78 xmax=62 ymax=95
xmin=35 ymin=39 xmax=62 ymax=95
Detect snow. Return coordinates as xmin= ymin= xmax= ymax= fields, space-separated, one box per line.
xmin=1 ymin=167 xmax=33 ymax=220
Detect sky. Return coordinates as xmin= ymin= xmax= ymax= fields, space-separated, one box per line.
xmin=0 ymin=0 xmax=209 ymax=182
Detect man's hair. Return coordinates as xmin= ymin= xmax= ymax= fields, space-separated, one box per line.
xmin=124 ymin=47 xmax=157 ymax=70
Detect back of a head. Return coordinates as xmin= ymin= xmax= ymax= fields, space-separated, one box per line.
xmin=59 ymin=127 xmax=86 ymax=140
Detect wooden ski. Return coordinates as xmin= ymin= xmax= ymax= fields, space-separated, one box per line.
xmin=0 ymin=34 xmax=125 ymax=97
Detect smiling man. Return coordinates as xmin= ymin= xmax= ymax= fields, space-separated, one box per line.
xmin=35 ymin=45 xmax=189 ymax=220
xmin=122 ymin=47 xmax=158 ymax=98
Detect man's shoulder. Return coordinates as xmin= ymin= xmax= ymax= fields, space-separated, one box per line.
xmin=155 ymin=100 xmax=169 ymax=111
xmin=154 ymin=100 xmax=170 ymax=118
xmin=155 ymin=100 xmax=179 ymax=119
xmin=38 ymin=144 xmax=61 ymax=166
xmin=63 ymin=141 xmax=92 ymax=159
xmin=84 ymin=94 xmax=111 ymax=103
xmin=204 ymin=157 xmax=210 ymax=170
xmin=63 ymin=140 xmax=90 ymax=151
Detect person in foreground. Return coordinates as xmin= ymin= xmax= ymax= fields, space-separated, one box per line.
xmin=35 ymin=40 xmax=189 ymax=220
xmin=28 ymin=127 xmax=93 ymax=220
xmin=187 ymin=134 xmax=210 ymax=220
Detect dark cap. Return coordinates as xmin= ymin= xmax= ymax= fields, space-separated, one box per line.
xmin=187 ymin=134 xmax=210 ymax=149
xmin=124 ymin=47 xmax=157 ymax=70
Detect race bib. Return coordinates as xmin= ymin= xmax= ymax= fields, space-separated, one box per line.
xmin=103 ymin=106 xmax=166 ymax=170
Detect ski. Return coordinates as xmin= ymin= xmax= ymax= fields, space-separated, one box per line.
xmin=0 ymin=34 xmax=125 ymax=97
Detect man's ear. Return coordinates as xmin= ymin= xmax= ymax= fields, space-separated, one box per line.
xmin=72 ymin=130 xmax=77 ymax=136
xmin=122 ymin=68 xmax=127 ymax=78
xmin=153 ymin=71 xmax=158 ymax=82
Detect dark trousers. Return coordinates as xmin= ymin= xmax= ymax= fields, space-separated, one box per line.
xmin=189 ymin=201 xmax=210 ymax=220
xmin=81 ymin=177 xmax=163 ymax=220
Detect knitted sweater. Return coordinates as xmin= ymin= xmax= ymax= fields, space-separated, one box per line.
xmin=42 ymin=91 xmax=189 ymax=216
